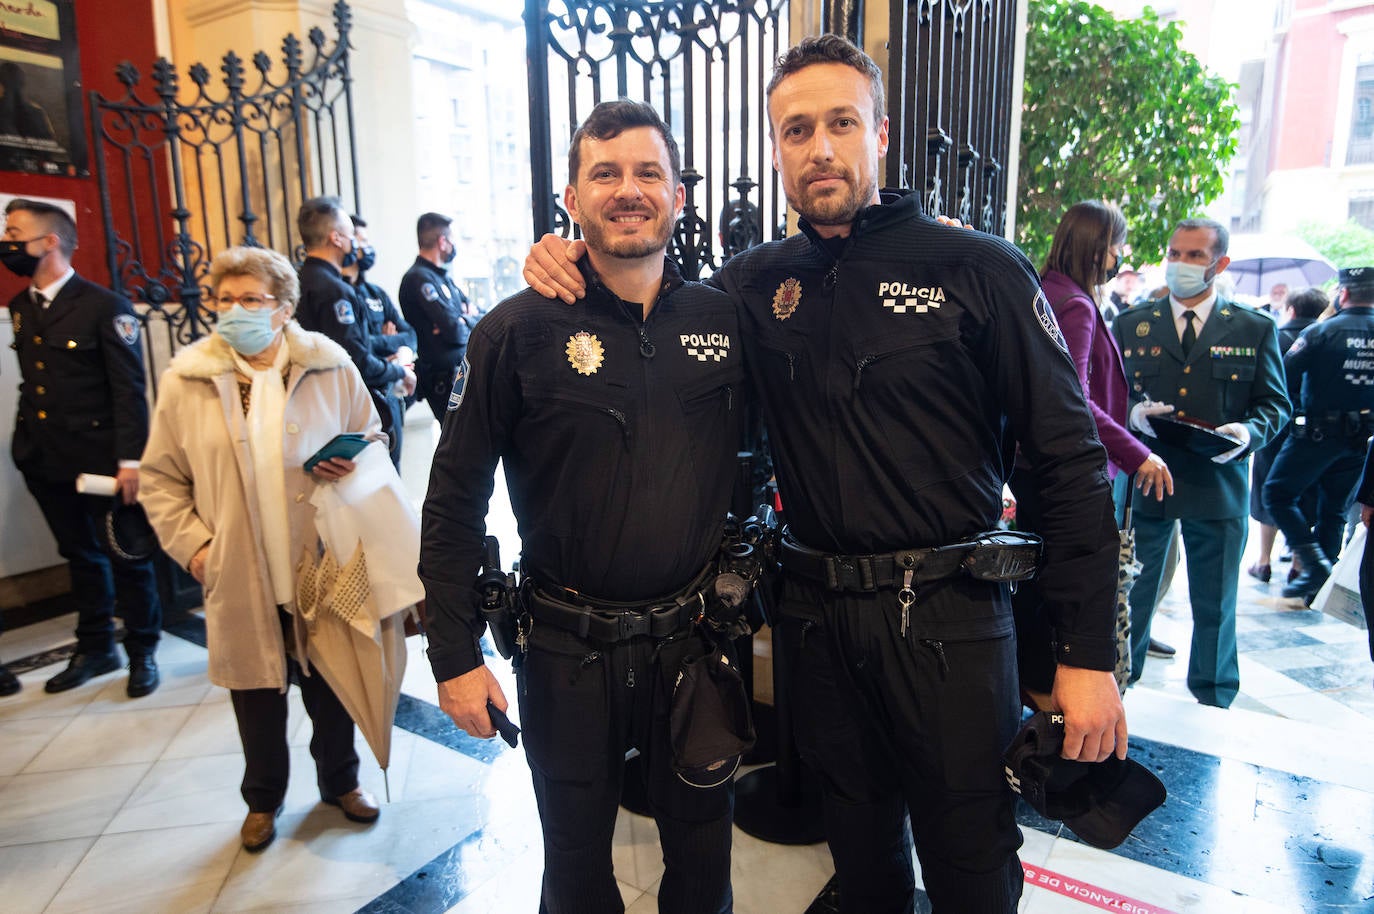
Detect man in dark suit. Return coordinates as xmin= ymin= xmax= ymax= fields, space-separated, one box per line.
xmin=3 ymin=198 xmax=161 ymax=696
xmin=1113 ymin=217 xmax=1290 ymax=707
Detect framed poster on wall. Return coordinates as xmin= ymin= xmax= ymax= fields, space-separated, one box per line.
xmin=0 ymin=0 xmax=86 ymax=177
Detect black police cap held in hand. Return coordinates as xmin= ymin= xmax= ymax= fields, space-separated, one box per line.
xmin=1003 ymin=711 xmax=1166 ymax=850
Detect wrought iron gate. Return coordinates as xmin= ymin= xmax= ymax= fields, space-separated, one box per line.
xmin=886 ymin=0 xmax=1019 ymax=235
xmin=525 ymin=0 xmax=790 ymax=281
xmin=89 ymin=0 xmax=360 ymax=388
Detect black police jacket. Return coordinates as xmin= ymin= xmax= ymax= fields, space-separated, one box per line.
xmin=9 ymin=273 xmax=150 ymax=482
xmin=296 ymin=256 xmax=403 ymax=391
xmin=1284 ymin=306 xmax=1374 ymax=422
xmin=421 ymin=258 xmax=743 ymax=680
xmin=355 ymin=276 xmax=417 ymax=360
xmin=710 ymin=190 xmax=1120 ymax=665
xmin=398 ymin=256 xmax=471 ymax=373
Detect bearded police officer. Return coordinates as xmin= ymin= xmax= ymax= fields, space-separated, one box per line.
xmin=1263 ymin=268 xmax=1374 ymax=601
xmin=3 ymin=198 xmax=162 ymax=697
xmin=525 ymin=36 xmax=1127 ymax=914
xmin=294 ymin=197 xmax=415 ymax=417
xmin=422 ymin=101 xmax=742 ymax=914
xmin=398 ymin=212 xmax=472 ymax=421
xmin=1114 ymin=219 xmax=1289 ymax=707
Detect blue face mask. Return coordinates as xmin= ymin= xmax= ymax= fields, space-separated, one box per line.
xmin=1164 ymin=260 xmax=1214 ymax=299
xmin=216 ymin=304 xmax=279 ymax=356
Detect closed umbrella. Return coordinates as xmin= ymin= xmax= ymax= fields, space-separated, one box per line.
xmin=1113 ymin=479 xmax=1144 ymax=694
xmin=296 ymin=540 xmax=410 ymax=800
xmin=1225 ymin=233 xmax=1336 ymax=296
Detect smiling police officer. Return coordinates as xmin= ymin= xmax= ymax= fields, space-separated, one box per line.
xmin=422 ymin=101 xmax=742 ymax=914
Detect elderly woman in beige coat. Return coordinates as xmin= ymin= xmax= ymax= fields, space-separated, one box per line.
xmin=141 ymin=246 xmax=384 ymax=852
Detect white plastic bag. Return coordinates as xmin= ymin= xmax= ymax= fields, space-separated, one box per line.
xmin=310 ymin=440 xmax=423 ymax=618
xmin=1311 ymin=524 xmax=1368 ymax=630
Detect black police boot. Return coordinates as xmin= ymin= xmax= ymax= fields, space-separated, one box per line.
xmin=0 ymin=663 xmax=20 ymax=696
xmin=1281 ymin=543 xmax=1332 ymax=601
xmin=45 ymin=650 xmax=121 ymax=693
xmin=127 ymin=651 xmax=160 ymax=698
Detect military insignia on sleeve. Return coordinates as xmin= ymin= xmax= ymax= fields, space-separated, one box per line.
xmin=421 ymin=283 xmax=439 ymax=302
xmin=1135 ymin=321 xmax=1151 ymax=338
xmin=772 ymin=278 xmax=802 ymax=321
xmin=566 ymin=331 xmax=605 ymax=376
xmin=1033 ymin=290 xmax=1069 ymax=354
xmin=1288 ymin=336 xmax=1306 ymax=355
xmin=333 ymin=299 xmax=356 ymax=325
xmin=113 ymin=314 xmax=141 ymax=345
xmin=447 ymin=356 xmax=470 ymax=412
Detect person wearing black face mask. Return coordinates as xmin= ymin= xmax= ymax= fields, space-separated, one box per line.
xmin=2 ymin=198 xmax=162 ymax=698
xmin=398 ymin=212 xmax=474 ymax=422
xmin=294 ymin=197 xmax=416 ymax=424
xmin=342 ymin=214 xmax=416 ymax=468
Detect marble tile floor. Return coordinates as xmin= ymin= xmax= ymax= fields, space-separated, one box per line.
xmin=1 ymin=411 xmax=1371 ymax=913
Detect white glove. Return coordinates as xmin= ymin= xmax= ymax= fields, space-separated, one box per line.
xmin=1211 ymin=423 xmax=1251 ymax=464
xmin=1129 ymin=400 xmax=1175 ymax=437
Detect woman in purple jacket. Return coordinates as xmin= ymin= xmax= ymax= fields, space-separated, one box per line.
xmin=1012 ymin=200 xmax=1173 ymax=697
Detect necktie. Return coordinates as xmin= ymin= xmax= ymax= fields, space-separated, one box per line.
xmin=32 ymin=289 xmax=46 ymax=309
xmin=1181 ymin=311 xmax=1197 ymax=357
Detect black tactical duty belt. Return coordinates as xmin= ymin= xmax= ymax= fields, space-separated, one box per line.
xmin=524 ymin=566 xmax=714 ymax=643
xmin=779 ymin=530 xmax=1043 ymax=593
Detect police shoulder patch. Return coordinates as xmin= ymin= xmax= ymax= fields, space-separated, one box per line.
xmin=421 ymin=283 xmax=439 ymax=302
xmin=113 ymin=314 xmax=141 ymax=346
xmin=333 ymin=298 xmax=356 ymax=325
xmin=447 ymin=356 xmax=470 ymax=411
xmin=1033 ymin=290 xmax=1069 ymax=354
xmin=1288 ymin=335 xmax=1306 ymax=355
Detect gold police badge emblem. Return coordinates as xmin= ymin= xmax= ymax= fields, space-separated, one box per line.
xmin=772 ymin=278 xmax=802 ymax=321
xmin=1135 ymin=321 xmax=1150 ymax=338
xmin=566 ymin=331 xmax=605 ymax=376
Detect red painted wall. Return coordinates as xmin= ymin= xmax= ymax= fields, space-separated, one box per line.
xmin=0 ymin=0 xmax=161 ymax=302
xmin=1272 ymin=7 xmax=1342 ymax=171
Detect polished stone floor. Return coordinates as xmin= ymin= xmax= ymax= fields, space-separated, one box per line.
xmin=0 ymin=408 xmax=1371 ymax=913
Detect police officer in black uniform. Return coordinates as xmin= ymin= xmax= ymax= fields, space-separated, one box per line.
xmin=343 ymin=214 xmax=416 ymax=467
xmin=293 ymin=197 xmax=415 ymax=423
xmin=1263 ymin=267 xmax=1374 ymax=600
xmin=524 ymin=38 xmax=1127 ymax=914
xmin=422 ymin=102 xmax=741 ymax=914
xmin=3 ymin=198 xmax=161 ymax=697
xmin=398 ymin=212 xmax=472 ymax=421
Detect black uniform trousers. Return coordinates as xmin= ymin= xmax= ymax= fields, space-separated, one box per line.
xmin=1361 ymin=526 xmax=1374 ymax=663
xmin=229 ymin=610 xmax=359 ymax=813
xmin=1263 ymin=436 xmax=1366 ymax=560
xmin=516 ymin=623 xmax=733 ymax=914
xmin=24 ymin=476 xmax=160 ymax=656
xmin=777 ymin=578 xmax=1023 ymax=914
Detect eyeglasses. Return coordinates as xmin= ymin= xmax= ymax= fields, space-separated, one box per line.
xmin=214 ymin=293 xmax=278 ymax=311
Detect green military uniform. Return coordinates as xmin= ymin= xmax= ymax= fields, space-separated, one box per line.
xmin=1113 ymin=297 xmax=1289 ymax=706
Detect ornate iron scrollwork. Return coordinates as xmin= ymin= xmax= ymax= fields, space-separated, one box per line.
xmin=90 ymin=0 xmax=359 ymax=389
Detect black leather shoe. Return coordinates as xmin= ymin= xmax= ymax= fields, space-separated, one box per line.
xmin=44 ymin=651 xmax=121 ymax=693
xmin=126 ymin=654 xmax=159 ymax=698
xmin=1146 ymin=638 xmax=1176 ymax=658
xmin=0 ymin=664 xmax=20 ymax=697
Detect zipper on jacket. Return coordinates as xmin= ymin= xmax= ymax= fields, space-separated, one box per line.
xmin=570 ymin=650 xmax=602 ymax=687
xmin=603 ymin=407 xmax=631 ymax=448
xmin=824 ymin=262 xmax=839 ymax=291
xmin=854 ymin=355 xmax=877 ymax=391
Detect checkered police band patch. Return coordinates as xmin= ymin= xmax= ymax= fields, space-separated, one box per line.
xmin=113 ymin=314 xmax=141 ymax=346
xmin=681 ymin=332 xmax=730 ymax=362
xmin=333 ymin=298 xmax=355 ymax=325
xmin=447 ymin=356 xmax=469 ymax=411
xmin=1034 ymin=290 xmax=1069 ymax=354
